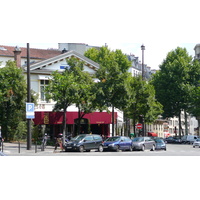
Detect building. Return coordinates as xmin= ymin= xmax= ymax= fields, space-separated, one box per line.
xmin=0 ymin=44 xmax=123 ymax=138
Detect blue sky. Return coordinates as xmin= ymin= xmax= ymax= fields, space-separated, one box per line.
xmin=1 ymin=0 xmax=199 ymax=70
xmin=1 ymin=42 xmax=197 ymax=70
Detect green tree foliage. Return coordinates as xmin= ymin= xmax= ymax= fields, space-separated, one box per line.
xmin=45 ymin=64 xmax=78 ymax=141
xmin=85 ymin=47 xmax=132 ymax=136
xmin=125 ymin=76 xmax=163 ymax=136
xmin=0 ymin=60 xmax=27 ymax=141
xmin=66 ymin=57 xmax=98 ymax=134
xmin=151 ymin=47 xmax=200 ymax=137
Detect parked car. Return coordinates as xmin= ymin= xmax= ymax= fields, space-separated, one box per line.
xmin=153 ymin=137 xmax=166 ymax=151
xmin=132 ymin=137 xmax=156 ymax=151
xmin=164 ymin=136 xmax=182 ymax=144
xmin=65 ymin=134 xmax=103 ymax=152
xmin=182 ymin=135 xmax=198 ymax=144
xmin=102 ymin=136 xmax=133 ymax=152
xmin=193 ymin=138 xmax=200 ymax=148
xmin=0 ymin=151 xmax=6 ymax=156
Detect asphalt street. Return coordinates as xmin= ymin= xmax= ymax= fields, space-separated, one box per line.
xmin=2 ymin=142 xmax=200 ymax=156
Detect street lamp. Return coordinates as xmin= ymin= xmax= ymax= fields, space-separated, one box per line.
xmin=141 ymin=44 xmax=145 ymax=80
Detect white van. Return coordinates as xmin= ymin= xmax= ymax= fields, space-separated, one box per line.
xmin=181 ymin=135 xmax=198 ymax=144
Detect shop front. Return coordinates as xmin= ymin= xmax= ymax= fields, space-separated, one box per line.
xmin=33 ymin=111 xmax=117 ymax=138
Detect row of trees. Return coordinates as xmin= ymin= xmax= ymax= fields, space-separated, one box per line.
xmin=45 ymin=46 xmax=163 ymax=142
xmin=2 ymin=45 xmax=199 ymax=142
xmin=151 ymin=47 xmax=200 ymax=137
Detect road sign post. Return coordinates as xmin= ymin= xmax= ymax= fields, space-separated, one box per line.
xmin=136 ymin=123 xmax=143 ymax=129
xmin=26 ymin=103 xmax=35 ymax=119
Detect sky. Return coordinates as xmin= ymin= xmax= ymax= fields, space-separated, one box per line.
xmin=1 ymin=0 xmax=200 ymax=70
xmin=0 ymin=42 xmax=197 ymax=70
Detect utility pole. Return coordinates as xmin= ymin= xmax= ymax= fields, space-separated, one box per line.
xmin=27 ymin=43 xmax=32 ymax=150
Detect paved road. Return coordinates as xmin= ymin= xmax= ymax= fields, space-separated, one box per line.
xmin=2 ymin=142 xmax=200 ymax=156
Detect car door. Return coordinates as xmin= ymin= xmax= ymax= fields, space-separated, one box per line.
xmin=124 ymin=137 xmax=131 ymax=150
xmin=119 ymin=137 xmax=126 ymax=150
xmin=144 ymin=137 xmax=151 ymax=149
xmin=83 ymin=135 xmax=95 ymax=150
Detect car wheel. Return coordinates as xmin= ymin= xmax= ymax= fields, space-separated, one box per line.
xmin=141 ymin=145 xmax=145 ymax=151
xmin=129 ymin=146 xmax=133 ymax=151
xmin=193 ymin=145 xmax=195 ymax=148
xmin=151 ymin=145 xmax=155 ymax=151
xmin=79 ymin=146 xmax=84 ymax=152
xmin=116 ymin=145 xmax=120 ymax=152
xmin=98 ymin=145 xmax=103 ymax=152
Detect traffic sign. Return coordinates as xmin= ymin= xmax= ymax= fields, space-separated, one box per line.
xmin=136 ymin=123 xmax=143 ymax=129
xmin=26 ymin=103 xmax=35 ymax=119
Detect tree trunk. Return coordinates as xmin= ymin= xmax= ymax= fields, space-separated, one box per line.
xmin=77 ymin=107 xmax=81 ymax=135
xmin=184 ymin=110 xmax=188 ymax=135
xmin=112 ymin=105 xmax=114 ymax=136
xmin=178 ymin=111 xmax=182 ymax=138
xmin=62 ymin=106 xmax=67 ymax=144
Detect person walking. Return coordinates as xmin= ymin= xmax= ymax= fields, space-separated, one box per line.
xmin=41 ymin=133 xmax=48 ymax=150
xmin=54 ymin=133 xmax=64 ymax=152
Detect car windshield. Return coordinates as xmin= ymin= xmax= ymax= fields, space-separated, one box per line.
xmin=71 ymin=135 xmax=86 ymax=141
xmin=154 ymin=138 xmax=164 ymax=143
xmin=105 ymin=137 xmax=121 ymax=142
xmin=132 ymin=137 xmax=144 ymax=142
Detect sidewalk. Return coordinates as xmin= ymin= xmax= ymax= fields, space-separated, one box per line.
xmin=1 ymin=142 xmax=64 ymax=156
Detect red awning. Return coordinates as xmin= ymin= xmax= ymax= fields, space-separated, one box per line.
xmin=148 ymin=132 xmax=158 ymax=137
xmin=33 ymin=111 xmax=117 ymax=125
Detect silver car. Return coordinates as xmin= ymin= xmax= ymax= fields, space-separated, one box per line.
xmin=132 ymin=137 xmax=156 ymax=151
xmin=193 ymin=138 xmax=200 ymax=148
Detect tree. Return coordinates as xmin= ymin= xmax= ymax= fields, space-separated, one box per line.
xmin=125 ymin=76 xmax=163 ymax=136
xmin=66 ymin=57 xmax=98 ymax=134
xmin=0 ymin=60 xmax=27 ymax=141
xmin=85 ymin=46 xmax=131 ymax=136
xmin=45 ymin=66 xmax=79 ymax=142
xmin=151 ymin=47 xmax=198 ymax=137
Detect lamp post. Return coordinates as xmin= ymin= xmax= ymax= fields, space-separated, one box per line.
xmin=27 ymin=43 xmax=32 ymax=150
xmin=141 ymin=44 xmax=145 ymax=136
xmin=141 ymin=44 xmax=145 ymax=80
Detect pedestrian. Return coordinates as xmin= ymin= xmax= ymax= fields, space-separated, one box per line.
xmin=41 ymin=133 xmax=48 ymax=149
xmin=54 ymin=133 xmax=64 ymax=152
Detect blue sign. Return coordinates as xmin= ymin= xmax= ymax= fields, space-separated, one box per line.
xmin=26 ymin=103 xmax=35 ymax=119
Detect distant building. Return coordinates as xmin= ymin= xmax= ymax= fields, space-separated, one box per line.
xmin=194 ymin=44 xmax=200 ymax=60
xmin=58 ymin=43 xmax=100 ymax=55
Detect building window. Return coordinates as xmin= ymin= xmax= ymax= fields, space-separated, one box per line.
xmin=40 ymin=80 xmax=49 ymax=102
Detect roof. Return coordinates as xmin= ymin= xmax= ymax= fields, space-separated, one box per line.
xmin=0 ymin=45 xmax=61 ymax=60
xmin=26 ymin=50 xmax=100 ymax=72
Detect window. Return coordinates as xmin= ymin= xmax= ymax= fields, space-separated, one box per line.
xmin=94 ymin=135 xmax=101 ymax=140
xmin=40 ymin=80 xmax=49 ymax=102
xmin=84 ymin=136 xmax=93 ymax=141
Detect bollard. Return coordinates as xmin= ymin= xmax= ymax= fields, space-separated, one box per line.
xmin=1 ymin=140 xmax=3 ymax=152
xmin=18 ymin=142 xmax=20 ymax=153
xmin=35 ymin=141 xmax=37 ymax=153
xmin=41 ymin=142 xmax=44 ymax=151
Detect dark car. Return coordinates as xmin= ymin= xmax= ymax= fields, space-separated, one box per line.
xmin=153 ymin=138 xmax=167 ymax=151
xmin=165 ymin=136 xmax=182 ymax=144
xmin=65 ymin=134 xmax=103 ymax=152
xmin=132 ymin=137 xmax=156 ymax=151
xmin=102 ymin=136 xmax=133 ymax=152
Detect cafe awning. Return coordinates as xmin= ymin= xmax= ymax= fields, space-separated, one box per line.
xmin=148 ymin=132 xmax=158 ymax=137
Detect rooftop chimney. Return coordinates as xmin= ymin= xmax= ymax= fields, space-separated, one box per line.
xmin=13 ymin=46 xmax=22 ymax=68
xmin=61 ymin=48 xmax=68 ymax=54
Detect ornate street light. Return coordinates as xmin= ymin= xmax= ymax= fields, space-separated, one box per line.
xmin=141 ymin=44 xmax=145 ymax=80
